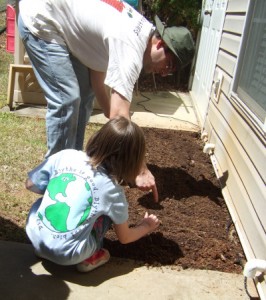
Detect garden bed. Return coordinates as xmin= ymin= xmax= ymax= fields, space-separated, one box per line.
xmin=104 ymin=127 xmax=245 ymax=274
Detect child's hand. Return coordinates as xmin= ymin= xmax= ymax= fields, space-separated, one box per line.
xmin=141 ymin=212 xmax=160 ymax=233
xmin=114 ymin=212 xmax=160 ymax=244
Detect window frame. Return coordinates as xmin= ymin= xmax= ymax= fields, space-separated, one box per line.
xmin=230 ymin=0 xmax=266 ymax=136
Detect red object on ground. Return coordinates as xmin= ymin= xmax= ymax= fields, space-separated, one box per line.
xmin=6 ymin=4 xmax=16 ymax=54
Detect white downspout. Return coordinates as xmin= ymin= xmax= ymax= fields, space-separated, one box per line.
xmin=202 ymin=142 xmax=223 ymax=179
xmin=244 ymin=259 xmax=266 ymax=300
xmin=244 ymin=259 xmax=266 ymax=278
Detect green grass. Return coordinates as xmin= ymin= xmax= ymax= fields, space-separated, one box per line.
xmin=0 ymin=113 xmax=46 ymax=241
xmin=0 ymin=112 xmax=102 ymax=242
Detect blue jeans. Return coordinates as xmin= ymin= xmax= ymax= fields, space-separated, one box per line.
xmin=18 ymin=15 xmax=95 ymax=158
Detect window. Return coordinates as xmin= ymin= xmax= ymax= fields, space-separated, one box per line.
xmin=233 ymin=0 xmax=266 ymax=126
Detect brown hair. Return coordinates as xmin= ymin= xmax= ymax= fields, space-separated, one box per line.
xmin=85 ymin=116 xmax=146 ymax=184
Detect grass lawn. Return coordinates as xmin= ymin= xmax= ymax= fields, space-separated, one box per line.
xmin=0 ymin=113 xmax=46 ymax=241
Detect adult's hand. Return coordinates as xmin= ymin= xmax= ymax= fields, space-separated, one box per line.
xmin=135 ymin=165 xmax=159 ymax=202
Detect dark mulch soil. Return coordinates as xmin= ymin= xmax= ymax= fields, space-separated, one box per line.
xmin=104 ymin=128 xmax=245 ymax=274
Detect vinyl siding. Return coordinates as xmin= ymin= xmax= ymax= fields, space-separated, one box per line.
xmin=203 ymin=0 xmax=266 ymax=297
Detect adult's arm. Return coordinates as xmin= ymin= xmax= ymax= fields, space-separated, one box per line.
xmin=90 ymin=70 xmax=130 ymax=119
xmin=90 ymin=70 xmax=158 ymax=201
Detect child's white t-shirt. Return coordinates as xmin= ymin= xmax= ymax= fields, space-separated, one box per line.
xmin=26 ymin=149 xmax=128 ymax=265
xmin=19 ymin=0 xmax=154 ymax=101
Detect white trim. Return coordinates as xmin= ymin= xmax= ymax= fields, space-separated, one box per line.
xmin=230 ymin=92 xmax=266 ymax=137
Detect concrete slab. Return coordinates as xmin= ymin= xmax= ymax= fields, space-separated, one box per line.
xmin=0 ymin=241 xmax=258 ymax=300
xmin=92 ymin=91 xmax=200 ymax=131
xmin=4 ymin=91 xmax=200 ymax=132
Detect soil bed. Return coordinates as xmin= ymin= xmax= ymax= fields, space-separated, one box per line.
xmin=104 ymin=127 xmax=245 ymax=274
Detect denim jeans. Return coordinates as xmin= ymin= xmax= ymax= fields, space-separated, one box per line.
xmin=18 ymin=15 xmax=95 ymax=158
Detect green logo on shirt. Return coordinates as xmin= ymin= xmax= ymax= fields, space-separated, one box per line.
xmin=38 ymin=173 xmax=93 ymax=232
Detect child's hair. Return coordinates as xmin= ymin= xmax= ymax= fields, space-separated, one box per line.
xmin=85 ymin=116 xmax=146 ymax=184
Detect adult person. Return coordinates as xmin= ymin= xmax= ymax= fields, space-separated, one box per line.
xmin=18 ymin=0 xmax=195 ymax=202
xmin=25 ymin=116 xmax=160 ymax=272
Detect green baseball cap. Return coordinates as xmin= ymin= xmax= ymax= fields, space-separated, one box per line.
xmin=154 ymin=15 xmax=195 ymax=68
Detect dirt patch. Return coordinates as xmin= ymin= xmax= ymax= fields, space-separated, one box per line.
xmin=104 ymin=128 xmax=245 ymax=274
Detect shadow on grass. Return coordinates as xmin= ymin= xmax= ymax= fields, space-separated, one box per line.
xmin=0 ymin=216 xmax=29 ymax=243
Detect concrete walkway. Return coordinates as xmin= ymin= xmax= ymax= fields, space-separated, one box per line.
xmin=91 ymin=91 xmax=200 ymax=131
xmin=1 ymin=91 xmax=259 ymax=299
xmin=5 ymin=91 xmax=200 ymax=132
xmin=0 ymin=241 xmax=258 ymax=300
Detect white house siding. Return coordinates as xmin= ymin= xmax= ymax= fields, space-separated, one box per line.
xmin=195 ymin=0 xmax=266 ymax=297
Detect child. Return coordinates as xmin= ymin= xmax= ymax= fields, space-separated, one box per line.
xmin=25 ymin=116 xmax=160 ymax=272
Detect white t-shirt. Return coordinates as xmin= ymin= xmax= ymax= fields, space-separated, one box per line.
xmin=26 ymin=149 xmax=128 ymax=265
xmin=19 ymin=0 xmax=154 ymax=101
